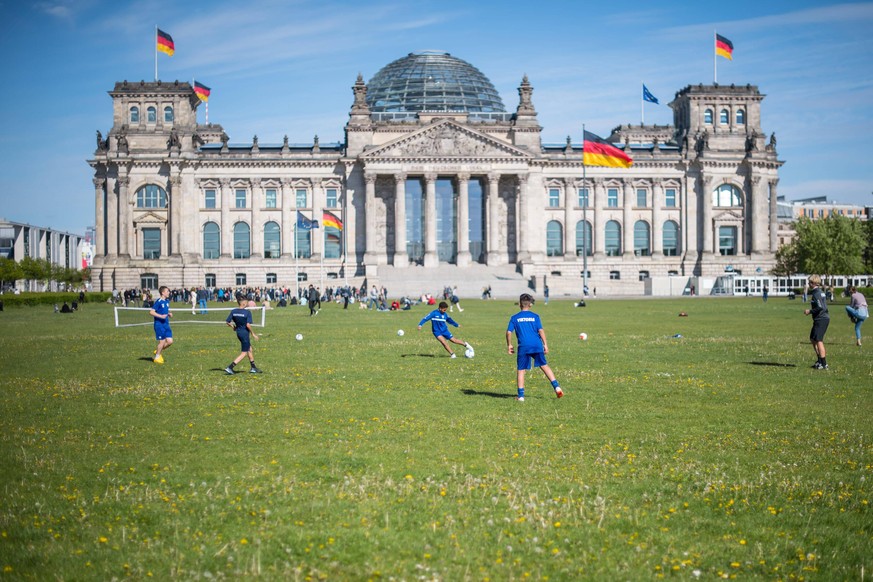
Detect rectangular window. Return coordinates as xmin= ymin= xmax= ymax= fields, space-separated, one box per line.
xmin=577 ymin=188 xmax=589 ymax=208
xmin=235 ymin=189 xmax=247 ymax=209
xmin=204 ymin=189 xmax=216 ymax=209
xmin=143 ymin=228 xmax=161 ymax=259
xmin=205 ymin=273 xmax=216 ymax=287
xmin=296 ymin=189 xmax=308 ymax=208
xmin=607 ymin=188 xmax=619 ymax=208
xmin=235 ymin=273 xmax=247 ymax=286
xmin=266 ymin=273 xmax=277 ymax=284
xmin=141 ymin=274 xmax=158 ymax=289
xmin=719 ymin=226 xmax=737 ymax=256
xmin=326 ymin=188 xmax=338 ymax=208
xmin=639 ymin=271 xmax=650 ymax=281
xmin=265 ymin=188 xmax=277 ymax=209
xmin=665 ymin=188 xmax=677 ymax=208
xmin=609 ymin=270 xmax=621 ymax=280
xmin=548 ymin=188 xmax=560 ymax=208
xmin=636 ymin=189 xmax=647 ymax=207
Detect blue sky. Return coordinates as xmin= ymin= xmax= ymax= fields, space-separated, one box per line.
xmin=1 ymin=0 xmax=872 ymax=234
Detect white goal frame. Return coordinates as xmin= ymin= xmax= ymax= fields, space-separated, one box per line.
xmin=114 ymin=306 xmax=267 ymax=328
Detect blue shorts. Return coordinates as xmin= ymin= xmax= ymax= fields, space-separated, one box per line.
xmin=435 ymin=331 xmax=454 ymax=340
xmin=517 ymin=349 xmax=547 ymax=371
xmin=154 ymin=321 xmax=172 ymax=341
xmin=236 ymin=331 xmax=251 ymax=352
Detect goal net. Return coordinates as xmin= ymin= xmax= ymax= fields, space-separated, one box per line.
xmin=114 ymin=306 xmax=267 ymax=328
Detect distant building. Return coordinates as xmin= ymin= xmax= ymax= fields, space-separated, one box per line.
xmin=0 ymin=218 xmax=85 ymax=291
xmin=88 ymin=52 xmax=783 ymax=296
xmin=783 ymin=196 xmax=870 ymax=221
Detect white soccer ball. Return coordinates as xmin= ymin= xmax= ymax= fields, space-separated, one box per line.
xmin=464 ymin=347 xmax=475 ymax=359
xmin=397 ymin=329 xmax=405 ymax=336
xmin=579 ymin=332 xmax=588 ymax=341
xmin=295 ymin=333 xmax=303 ymax=341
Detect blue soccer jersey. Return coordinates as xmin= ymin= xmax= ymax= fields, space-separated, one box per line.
xmin=226 ymin=307 xmax=253 ymax=332
xmin=507 ymin=311 xmax=544 ymax=352
xmin=152 ymin=298 xmax=171 ymax=323
xmin=419 ymin=309 xmax=458 ymax=337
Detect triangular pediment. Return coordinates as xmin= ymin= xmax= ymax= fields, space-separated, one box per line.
xmin=133 ymin=211 xmax=167 ymax=225
xmin=713 ymin=209 xmax=744 ymax=222
xmin=361 ymin=119 xmax=531 ymax=160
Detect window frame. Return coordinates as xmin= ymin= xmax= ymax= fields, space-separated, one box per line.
xmin=577 ymin=187 xmax=589 ymax=208
xmin=130 ymin=106 xmax=140 ymax=123
xmin=548 ymin=188 xmax=560 ymax=208
xmin=265 ymin=188 xmax=277 ymax=209
xmin=233 ymin=222 xmax=251 ymax=259
xmin=204 ymin=189 xmax=217 ymax=209
xmin=163 ymin=106 xmax=174 ymax=123
xmin=636 ymin=188 xmax=647 ymax=208
xmin=235 ymin=189 xmax=247 ymax=209
xmin=325 ymin=188 xmax=338 ymax=208
xmin=607 ymin=188 xmax=619 ymax=208
xmin=142 ymin=228 xmax=161 ymax=260
xmin=263 ymin=221 xmax=281 ymax=258
xmin=147 ymin=106 xmax=157 ymax=123
xmin=202 ymin=222 xmax=220 ymax=259
xmin=665 ymin=188 xmax=677 ymax=208
xmin=546 ymin=220 xmax=563 ymax=256
xmin=605 ymin=220 xmax=621 ymax=256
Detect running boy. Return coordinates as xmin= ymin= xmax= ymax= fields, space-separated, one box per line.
xmin=418 ymin=301 xmax=473 ymax=358
xmin=804 ymin=274 xmax=830 ymax=369
xmin=148 ymin=285 xmax=173 ymax=364
xmin=224 ymin=294 xmax=262 ymax=374
xmin=506 ymin=293 xmax=563 ymax=401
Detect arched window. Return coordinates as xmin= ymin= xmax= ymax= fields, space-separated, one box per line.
xmin=720 ymin=109 xmax=729 ymax=124
xmin=575 ymin=220 xmax=592 ymax=256
xmin=704 ymin=109 xmax=713 ymax=124
xmin=203 ymin=222 xmax=220 ymax=259
xmin=130 ymin=106 xmax=140 ymax=123
xmin=147 ymin=106 xmax=157 ymax=123
xmin=163 ymin=106 xmax=174 ymax=122
xmin=712 ymin=184 xmax=743 ymax=207
xmin=263 ymin=221 xmax=280 ymax=258
xmin=605 ymin=220 xmax=621 ymax=256
xmin=662 ymin=220 xmax=679 ymax=256
xmin=233 ymin=222 xmax=251 ymax=259
xmin=136 ymin=184 xmax=168 ymax=208
xmin=634 ymin=220 xmax=651 ymax=256
xmin=736 ymin=109 xmax=745 ymax=125
xmin=546 ymin=220 xmax=563 ymax=256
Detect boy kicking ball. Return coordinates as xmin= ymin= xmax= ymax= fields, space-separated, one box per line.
xmin=506 ymin=293 xmax=563 ymax=401
xmin=418 ymin=301 xmax=473 ymax=358
xmin=224 ymin=294 xmax=262 ymax=374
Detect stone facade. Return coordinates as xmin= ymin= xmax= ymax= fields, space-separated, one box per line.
xmin=88 ymin=73 xmax=782 ymax=296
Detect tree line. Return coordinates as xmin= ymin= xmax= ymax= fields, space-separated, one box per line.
xmin=0 ymin=256 xmax=91 ymax=290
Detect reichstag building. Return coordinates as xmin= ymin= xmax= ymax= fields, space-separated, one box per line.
xmin=88 ymin=51 xmax=782 ymax=296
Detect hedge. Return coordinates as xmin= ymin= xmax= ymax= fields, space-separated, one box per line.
xmin=0 ymin=292 xmax=112 ymax=308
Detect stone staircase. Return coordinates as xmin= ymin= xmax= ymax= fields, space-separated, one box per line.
xmin=374 ymin=263 xmax=532 ymax=300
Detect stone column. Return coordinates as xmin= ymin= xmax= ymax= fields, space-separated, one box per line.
xmin=281 ymin=179 xmax=293 ymax=256
xmin=220 ymin=178 xmax=232 ymax=257
xmin=169 ymin=173 xmax=182 ymax=256
xmin=311 ymin=178 xmax=323 ymax=261
xmin=622 ymin=179 xmax=634 ymax=257
xmin=105 ymin=177 xmax=118 ymax=258
xmin=456 ymin=172 xmax=471 ymax=267
xmin=563 ymin=178 xmax=575 ymax=261
xmin=251 ymin=178 xmax=263 ymax=258
xmin=769 ymin=179 xmax=779 ymax=252
xmin=423 ymin=173 xmax=438 ymax=267
xmin=117 ymin=173 xmax=131 ymax=258
xmin=701 ymin=175 xmax=714 ymax=255
xmin=93 ymin=177 xmax=105 ymax=257
xmin=593 ymin=179 xmax=605 ymax=258
xmin=393 ymin=173 xmax=408 ymax=267
xmin=364 ymin=173 xmax=377 ymax=263
xmin=516 ymin=174 xmax=529 ymax=261
xmin=487 ymin=173 xmax=501 ymax=265
xmin=652 ymin=182 xmax=663 ymax=256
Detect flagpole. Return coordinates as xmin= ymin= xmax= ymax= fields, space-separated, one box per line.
xmin=581 ymin=124 xmax=588 ymax=297
xmin=641 ymin=82 xmax=644 ymax=125
xmin=294 ymin=221 xmax=300 ymax=300
xmin=344 ymin=189 xmax=352 ymax=288
xmin=155 ymin=26 xmax=158 ymax=81
xmin=714 ymin=30 xmax=717 ymax=84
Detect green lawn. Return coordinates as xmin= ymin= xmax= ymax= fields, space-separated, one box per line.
xmin=0 ymin=297 xmax=870 ymax=580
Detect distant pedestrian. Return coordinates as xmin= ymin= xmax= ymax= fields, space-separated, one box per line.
xmin=544 ymin=285 xmax=549 ymax=305
xmin=845 ymin=285 xmax=868 ymax=347
xmin=763 ymin=286 xmax=769 ymax=302
xmin=804 ymin=275 xmax=830 ymax=370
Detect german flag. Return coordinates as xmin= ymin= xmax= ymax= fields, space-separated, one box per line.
xmin=716 ymin=33 xmax=733 ymax=60
xmin=194 ymin=81 xmax=211 ymax=102
xmin=583 ymin=131 xmax=633 ymax=168
xmin=322 ymin=210 xmax=343 ymax=230
xmin=157 ymin=28 xmax=175 ymax=56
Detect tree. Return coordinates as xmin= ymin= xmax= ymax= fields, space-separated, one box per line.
xmin=772 ymin=241 xmax=799 ymax=277
xmin=0 ymin=257 xmax=22 ymax=288
xmin=792 ymin=215 xmax=865 ymax=278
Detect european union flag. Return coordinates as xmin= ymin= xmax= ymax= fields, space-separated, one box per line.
xmin=297 ymin=211 xmax=318 ymax=230
xmin=643 ymin=84 xmax=659 ymax=105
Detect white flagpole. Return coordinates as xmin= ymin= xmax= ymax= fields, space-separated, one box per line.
xmin=714 ymin=30 xmax=718 ymax=84
xmin=155 ymin=26 xmax=158 ymax=81
xmin=641 ymin=82 xmax=644 ymax=125
xmin=294 ymin=220 xmax=300 ymax=300
xmin=581 ymin=124 xmax=588 ymax=296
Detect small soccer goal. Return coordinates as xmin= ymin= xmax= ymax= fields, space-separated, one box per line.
xmin=114 ymin=306 xmax=267 ymax=328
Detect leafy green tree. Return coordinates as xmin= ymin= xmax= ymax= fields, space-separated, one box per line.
xmin=793 ymin=215 xmax=865 ymax=278
xmin=772 ymin=240 xmax=799 ymax=277
xmin=864 ymin=218 xmax=873 ymax=273
xmin=0 ymin=257 xmax=23 ymax=288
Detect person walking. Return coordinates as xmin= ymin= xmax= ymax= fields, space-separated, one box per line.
xmin=804 ymin=275 xmax=830 ymax=369
xmin=224 ymin=293 xmax=262 ymax=374
xmin=845 ymin=285 xmax=868 ymax=346
xmin=506 ymin=293 xmax=564 ymax=401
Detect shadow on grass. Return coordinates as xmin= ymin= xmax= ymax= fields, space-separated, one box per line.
xmin=747 ymin=361 xmax=797 ymax=368
xmin=401 ymin=353 xmax=437 ymax=358
xmin=461 ymin=389 xmax=516 ymax=399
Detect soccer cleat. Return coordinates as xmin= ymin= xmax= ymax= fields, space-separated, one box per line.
xmin=555 ymin=387 xmax=564 ymax=398
xmin=812 ymin=362 xmax=829 ymax=370
xmin=450 ymin=353 xmax=457 ymax=358
xmin=250 ymin=367 xmax=262 ymax=374
xmin=153 ymin=355 xmax=164 ymax=364
xmin=516 ymin=396 xmax=525 ymax=402
xmin=224 ymin=366 xmax=235 ymax=375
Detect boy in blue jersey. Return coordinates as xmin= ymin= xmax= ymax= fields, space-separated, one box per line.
xmin=225 ymin=294 xmax=262 ymax=374
xmin=506 ymin=293 xmax=563 ymax=401
xmin=148 ymin=286 xmax=173 ymax=364
xmin=418 ymin=301 xmax=473 ymax=358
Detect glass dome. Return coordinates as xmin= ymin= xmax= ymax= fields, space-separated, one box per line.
xmin=366 ymin=51 xmax=506 ymax=113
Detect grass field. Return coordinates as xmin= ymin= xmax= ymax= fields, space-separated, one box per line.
xmin=0 ymin=296 xmax=870 ymax=580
